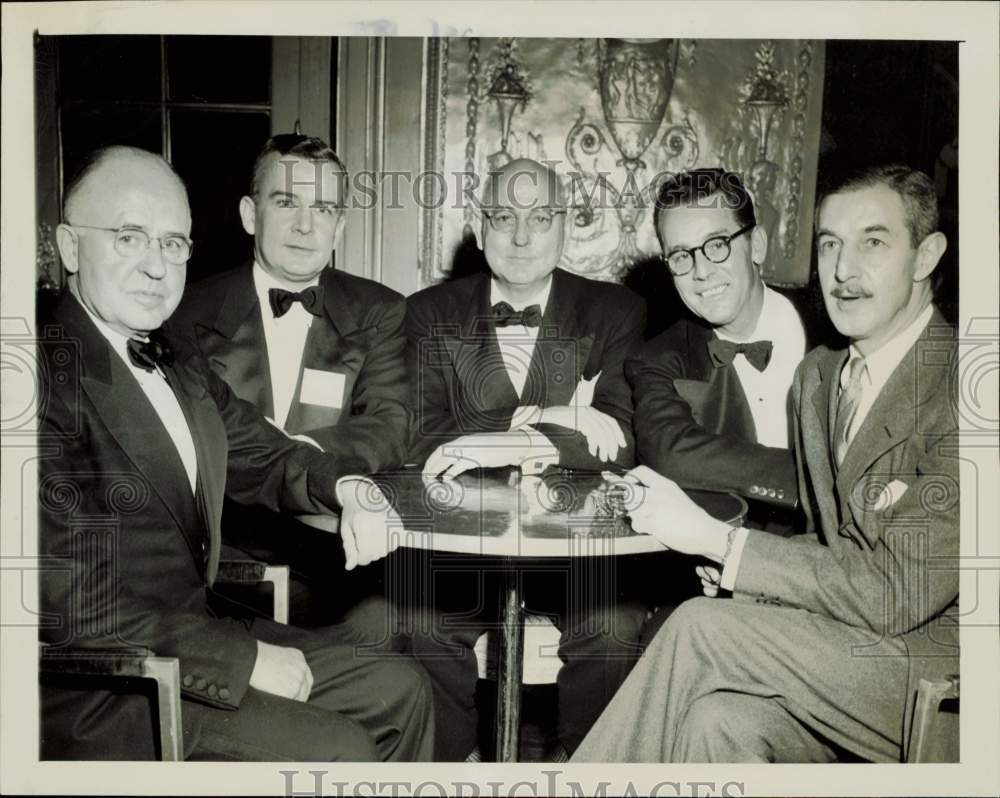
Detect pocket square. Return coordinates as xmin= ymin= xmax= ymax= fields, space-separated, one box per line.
xmin=869 ymin=479 xmax=909 ymax=512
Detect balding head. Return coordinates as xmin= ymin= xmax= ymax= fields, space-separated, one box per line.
xmin=56 ymin=146 xmax=192 ymax=337
xmin=478 ymin=159 xmax=567 ymax=299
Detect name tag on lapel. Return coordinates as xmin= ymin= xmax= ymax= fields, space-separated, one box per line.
xmin=300 ymin=368 xmax=346 ymax=409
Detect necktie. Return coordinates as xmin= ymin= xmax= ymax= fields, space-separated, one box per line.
xmin=707 ymin=338 xmax=774 ymax=372
xmin=127 ymin=331 xmax=174 ymax=373
xmin=833 ymin=355 xmax=867 ymax=467
xmin=492 ymin=301 xmax=542 ymax=328
xmin=268 ymin=285 xmax=323 ymax=318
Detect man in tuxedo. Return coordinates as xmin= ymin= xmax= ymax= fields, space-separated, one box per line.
xmin=39 ymin=145 xmax=433 ymax=760
xmin=173 ymin=134 xmax=408 ymax=631
xmin=626 ymin=168 xmax=806 ymax=634
xmin=405 ymin=158 xmax=649 ymax=760
xmin=572 ymin=164 xmax=958 ymax=763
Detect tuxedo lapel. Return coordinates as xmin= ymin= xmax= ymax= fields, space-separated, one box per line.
xmin=200 ymin=266 xmax=274 ymax=417
xmin=681 ymin=324 xmax=756 ymax=442
xmin=76 ymin=324 xmax=208 ymax=576
xmin=284 ymin=269 xmax=367 ymax=434
xmin=522 ymin=269 xmax=593 ymax=407
xmin=165 ymin=359 xmax=229 ymax=583
xmin=450 ymin=274 xmax=519 ymax=412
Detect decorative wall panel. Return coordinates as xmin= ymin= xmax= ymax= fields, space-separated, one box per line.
xmin=420 ymin=38 xmax=825 ymax=289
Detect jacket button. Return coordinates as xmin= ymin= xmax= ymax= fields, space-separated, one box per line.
xmin=182 ymin=674 xmax=193 ymax=688
xmin=196 ymin=678 xmax=207 ymax=691
xmin=749 ymin=485 xmax=759 ymax=494
xmin=777 ymin=490 xmax=785 ymax=499
xmin=218 ymin=687 xmax=231 ymax=700
xmin=767 ymin=488 xmax=776 ymax=498
xmin=207 ymin=684 xmax=218 ymax=698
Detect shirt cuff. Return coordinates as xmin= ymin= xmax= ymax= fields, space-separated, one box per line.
xmin=335 ymin=474 xmax=382 ymax=508
xmin=509 ymin=405 xmax=543 ymax=430
xmin=719 ymin=527 xmax=750 ymax=591
xmin=515 ymin=429 xmax=559 ymax=475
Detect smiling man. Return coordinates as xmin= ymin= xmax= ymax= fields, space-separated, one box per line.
xmin=571 ymin=164 xmax=958 ymax=763
xmin=173 ymin=135 xmax=409 ymax=632
xmin=405 ymin=158 xmax=648 ymax=760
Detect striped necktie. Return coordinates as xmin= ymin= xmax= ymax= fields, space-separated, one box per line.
xmin=833 ymin=355 xmax=867 ymax=467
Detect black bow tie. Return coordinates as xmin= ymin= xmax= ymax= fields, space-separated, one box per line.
xmin=127 ymin=331 xmax=174 ymax=373
xmin=707 ymin=338 xmax=773 ymax=372
xmin=492 ymin=301 xmax=543 ymax=328
xmin=268 ymin=286 xmax=324 ymax=318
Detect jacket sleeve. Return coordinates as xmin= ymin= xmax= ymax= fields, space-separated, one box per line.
xmin=305 ymin=296 xmax=410 ymax=473
xmin=530 ymin=292 xmax=646 ymax=471
xmin=38 ymin=383 xmax=259 ymax=712
xmin=731 ymin=366 xmax=960 ymax=637
xmin=626 ymin=338 xmax=798 ymax=507
xmin=404 ymin=295 xmax=522 ymax=463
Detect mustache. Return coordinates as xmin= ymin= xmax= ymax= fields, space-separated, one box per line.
xmin=830 ymin=286 xmax=873 ymax=300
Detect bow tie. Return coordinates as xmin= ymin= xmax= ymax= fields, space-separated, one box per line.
xmin=707 ymin=338 xmax=773 ymax=372
xmin=492 ymin=301 xmax=543 ymax=328
xmin=127 ymin=331 xmax=174 ymax=373
xmin=268 ymin=286 xmax=324 ymax=318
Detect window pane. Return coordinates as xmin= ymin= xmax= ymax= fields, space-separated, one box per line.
xmin=61 ymin=105 xmax=163 ymax=186
xmin=166 ymin=36 xmax=271 ymax=104
xmin=59 ymin=35 xmax=161 ymax=102
xmin=170 ymin=110 xmax=271 ymax=282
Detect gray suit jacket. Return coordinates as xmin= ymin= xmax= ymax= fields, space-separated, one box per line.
xmin=733 ymin=307 xmax=959 ymax=756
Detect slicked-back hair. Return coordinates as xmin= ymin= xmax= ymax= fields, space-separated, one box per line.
xmin=62 ymin=145 xmax=185 ymax=220
xmin=817 ymin=164 xmax=939 ymax=247
xmin=652 ymin=168 xmax=757 ymax=248
xmin=249 ymin=133 xmax=347 ymax=199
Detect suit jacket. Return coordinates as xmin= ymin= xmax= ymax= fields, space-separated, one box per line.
xmin=626 ymin=319 xmax=797 ymax=508
xmin=38 ymin=294 xmax=364 ymax=759
xmin=405 ymin=268 xmax=646 ymax=471
xmin=732 ymin=308 xmax=959 ymax=756
xmin=172 ymin=263 xmax=409 ymax=473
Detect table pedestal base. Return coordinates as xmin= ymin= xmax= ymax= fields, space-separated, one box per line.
xmin=495 ymin=564 xmax=524 ymax=762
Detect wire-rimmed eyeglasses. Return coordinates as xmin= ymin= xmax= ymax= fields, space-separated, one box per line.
xmin=662 ymin=223 xmax=754 ymax=277
xmin=65 ymin=224 xmax=194 ymax=265
xmin=482 ymin=208 xmax=567 ymax=235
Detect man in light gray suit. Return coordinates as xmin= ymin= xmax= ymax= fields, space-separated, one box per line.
xmin=571 ymin=164 xmax=959 ymax=763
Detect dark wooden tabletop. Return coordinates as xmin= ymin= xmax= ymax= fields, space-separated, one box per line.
xmin=299 ymin=467 xmax=746 ymax=558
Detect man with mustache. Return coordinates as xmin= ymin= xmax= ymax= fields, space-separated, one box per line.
xmin=572 ymin=164 xmax=958 ymax=763
xmin=174 ymin=134 xmax=408 ymax=633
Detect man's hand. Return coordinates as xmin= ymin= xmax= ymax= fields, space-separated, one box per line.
xmin=337 ymin=477 xmax=402 ymax=570
xmin=249 ymin=640 xmax=313 ymax=702
xmin=422 ymin=432 xmax=537 ymax=482
xmin=605 ymin=465 xmax=732 ymax=561
xmin=539 ymin=405 xmax=626 ymax=461
xmin=695 ymin=564 xmax=722 ymax=598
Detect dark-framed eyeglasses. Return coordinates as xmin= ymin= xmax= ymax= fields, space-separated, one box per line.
xmin=65 ymin=224 xmax=194 ymax=265
xmin=662 ymin=223 xmax=754 ymax=277
xmin=482 ymin=207 xmax=567 ymax=234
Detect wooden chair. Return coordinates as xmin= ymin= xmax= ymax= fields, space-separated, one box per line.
xmin=39 ymin=561 xmax=289 ymax=761
xmin=906 ymin=674 xmax=960 ymax=763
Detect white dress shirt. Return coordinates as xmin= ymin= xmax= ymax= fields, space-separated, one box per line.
xmin=715 ymin=285 xmax=806 ymax=449
xmin=79 ymin=298 xmax=198 ymax=494
xmin=720 ymin=302 xmax=935 ymax=592
xmin=252 ymin=263 xmax=318 ymax=428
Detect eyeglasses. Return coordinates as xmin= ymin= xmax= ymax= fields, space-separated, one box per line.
xmin=662 ymin=223 xmax=754 ymax=277
xmin=66 ymin=224 xmax=194 ymax=265
xmin=483 ymin=208 xmax=566 ymax=234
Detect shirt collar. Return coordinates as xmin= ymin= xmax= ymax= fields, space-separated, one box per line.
xmin=715 ymin=281 xmax=773 ymax=344
xmin=489 ymin=274 xmax=553 ymax=314
xmin=252 ymin=261 xmax=322 ymax=311
xmin=842 ymin=303 xmax=934 ymax=392
xmin=72 ymin=292 xmax=143 ymax=365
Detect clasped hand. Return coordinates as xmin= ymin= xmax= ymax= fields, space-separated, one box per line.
xmin=538 ymin=405 xmax=625 ymax=462
xmin=249 ymin=640 xmax=313 ymax=701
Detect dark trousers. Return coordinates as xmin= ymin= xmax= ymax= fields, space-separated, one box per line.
xmin=184 ymin=617 xmax=433 ymax=761
xmin=402 ymin=552 xmax=646 ymax=760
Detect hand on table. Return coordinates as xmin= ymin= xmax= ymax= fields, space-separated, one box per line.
xmin=539 ymin=405 xmax=626 ymax=461
xmin=336 ymin=476 xmax=402 ymax=570
xmin=602 ymin=465 xmax=733 ymax=561
xmin=249 ymin=640 xmax=313 ymax=701
xmin=421 ymin=432 xmax=540 ymax=482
